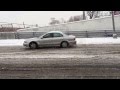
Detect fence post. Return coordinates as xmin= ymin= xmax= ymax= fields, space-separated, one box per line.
xmin=17 ymin=33 xmax=19 ymax=39
xmin=15 ymin=32 xmax=20 ymax=39
xmin=33 ymin=32 xmax=35 ymax=37
xmin=23 ymin=22 xmax=25 ymax=28
xmin=104 ymin=30 xmax=107 ymax=37
xmin=14 ymin=32 xmax=16 ymax=39
xmin=86 ymin=31 xmax=88 ymax=38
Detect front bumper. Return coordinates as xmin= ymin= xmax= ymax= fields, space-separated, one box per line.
xmin=23 ymin=42 xmax=29 ymax=47
xmin=69 ymin=41 xmax=76 ymax=46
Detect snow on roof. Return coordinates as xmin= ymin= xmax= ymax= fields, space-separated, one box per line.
xmin=48 ymin=31 xmax=63 ymax=33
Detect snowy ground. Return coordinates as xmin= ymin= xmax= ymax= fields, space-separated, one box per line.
xmin=0 ymin=37 xmax=120 ymax=46
xmin=76 ymin=37 xmax=120 ymax=44
xmin=0 ymin=39 xmax=25 ymax=46
xmin=0 ymin=41 xmax=120 ymax=79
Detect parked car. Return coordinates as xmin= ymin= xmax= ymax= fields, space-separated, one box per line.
xmin=23 ymin=31 xmax=76 ymax=49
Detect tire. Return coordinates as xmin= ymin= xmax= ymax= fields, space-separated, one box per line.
xmin=29 ymin=42 xmax=38 ymax=49
xmin=61 ymin=41 xmax=69 ymax=48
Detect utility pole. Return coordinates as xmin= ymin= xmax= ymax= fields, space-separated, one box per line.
xmin=23 ymin=22 xmax=25 ymax=28
xmin=112 ymin=11 xmax=115 ymax=33
xmin=112 ymin=11 xmax=117 ymax=38
xmin=83 ymin=11 xmax=86 ymax=20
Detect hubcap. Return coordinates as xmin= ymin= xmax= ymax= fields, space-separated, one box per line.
xmin=30 ymin=43 xmax=36 ymax=49
xmin=62 ymin=42 xmax=68 ymax=48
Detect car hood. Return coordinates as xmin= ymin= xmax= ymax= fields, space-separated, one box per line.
xmin=68 ymin=35 xmax=76 ymax=38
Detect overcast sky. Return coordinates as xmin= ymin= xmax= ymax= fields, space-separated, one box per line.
xmin=0 ymin=11 xmax=82 ymax=26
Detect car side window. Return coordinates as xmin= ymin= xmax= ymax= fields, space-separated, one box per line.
xmin=53 ymin=33 xmax=63 ymax=37
xmin=43 ymin=33 xmax=53 ymax=38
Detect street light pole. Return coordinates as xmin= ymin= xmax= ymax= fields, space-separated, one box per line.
xmin=112 ymin=11 xmax=115 ymax=33
xmin=112 ymin=11 xmax=117 ymax=38
xmin=83 ymin=11 xmax=86 ymax=20
xmin=23 ymin=22 xmax=25 ymax=28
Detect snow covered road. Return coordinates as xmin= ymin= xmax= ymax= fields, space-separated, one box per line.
xmin=0 ymin=45 xmax=120 ymax=79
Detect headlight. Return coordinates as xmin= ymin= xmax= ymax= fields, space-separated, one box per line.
xmin=24 ymin=41 xmax=27 ymax=43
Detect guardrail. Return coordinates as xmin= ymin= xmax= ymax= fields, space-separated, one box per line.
xmin=0 ymin=30 xmax=119 ymax=39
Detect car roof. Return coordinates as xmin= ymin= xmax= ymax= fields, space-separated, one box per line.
xmin=48 ymin=31 xmax=63 ymax=33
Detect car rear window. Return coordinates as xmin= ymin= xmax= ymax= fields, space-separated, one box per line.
xmin=53 ymin=33 xmax=63 ymax=37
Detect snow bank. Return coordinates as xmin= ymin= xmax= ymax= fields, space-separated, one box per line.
xmin=0 ymin=39 xmax=25 ymax=46
xmin=0 ymin=37 xmax=120 ymax=46
xmin=76 ymin=37 xmax=120 ymax=44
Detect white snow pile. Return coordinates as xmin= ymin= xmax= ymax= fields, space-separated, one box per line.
xmin=76 ymin=37 xmax=120 ymax=44
xmin=0 ymin=39 xmax=25 ymax=46
xmin=0 ymin=37 xmax=120 ymax=46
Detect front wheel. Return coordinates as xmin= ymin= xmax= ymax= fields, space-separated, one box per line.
xmin=29 ymin=42 xmax=38 ymax=49
xmin=61 ymin=42 xmax=69 ymax=48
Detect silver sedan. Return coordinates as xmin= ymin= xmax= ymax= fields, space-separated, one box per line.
xmin=23 ymin=31 xmax=76 ymax=49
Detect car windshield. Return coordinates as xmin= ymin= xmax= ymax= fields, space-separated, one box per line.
xmin=43 ymin=33 xmax=53 ymax=38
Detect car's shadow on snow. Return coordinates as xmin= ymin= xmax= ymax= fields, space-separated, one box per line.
xmin=23 ymin=46 xmax=77 ymax=51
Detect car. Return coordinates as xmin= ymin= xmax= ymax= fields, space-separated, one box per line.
xmin=23 ymin=31 xmax=76 ymax=49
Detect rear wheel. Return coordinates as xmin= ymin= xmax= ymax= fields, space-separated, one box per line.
xmin=29 ymin=42 xmax=38 ymax=49
xmin=61 ymin=41 xmax=69 ymax=48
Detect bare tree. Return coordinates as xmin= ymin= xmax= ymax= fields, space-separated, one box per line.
xmin=60 ymin=18 xmax=66 ymax=23
xmin=49 ymin=18 xmax=60 ymax=25
xmin=87 ymin=11 xmax=100 ymax=19
xmin=74 ymin=15 xmax=81 ymax=21
xmin=68 ymin=15 xmax=84 ymax=22
xmin=68 ymin=16 xmax=74 ymax=22
xmin=114 ymin=11 xmax=120 ymax=15
xmin=110 ymin=11 xmax=120 ymax=15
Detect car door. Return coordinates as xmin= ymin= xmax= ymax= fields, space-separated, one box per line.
xmin=39 ymin=33 xmax=54 ymax=47
xmin=52 ymin=33 xmax=64 ymax=45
